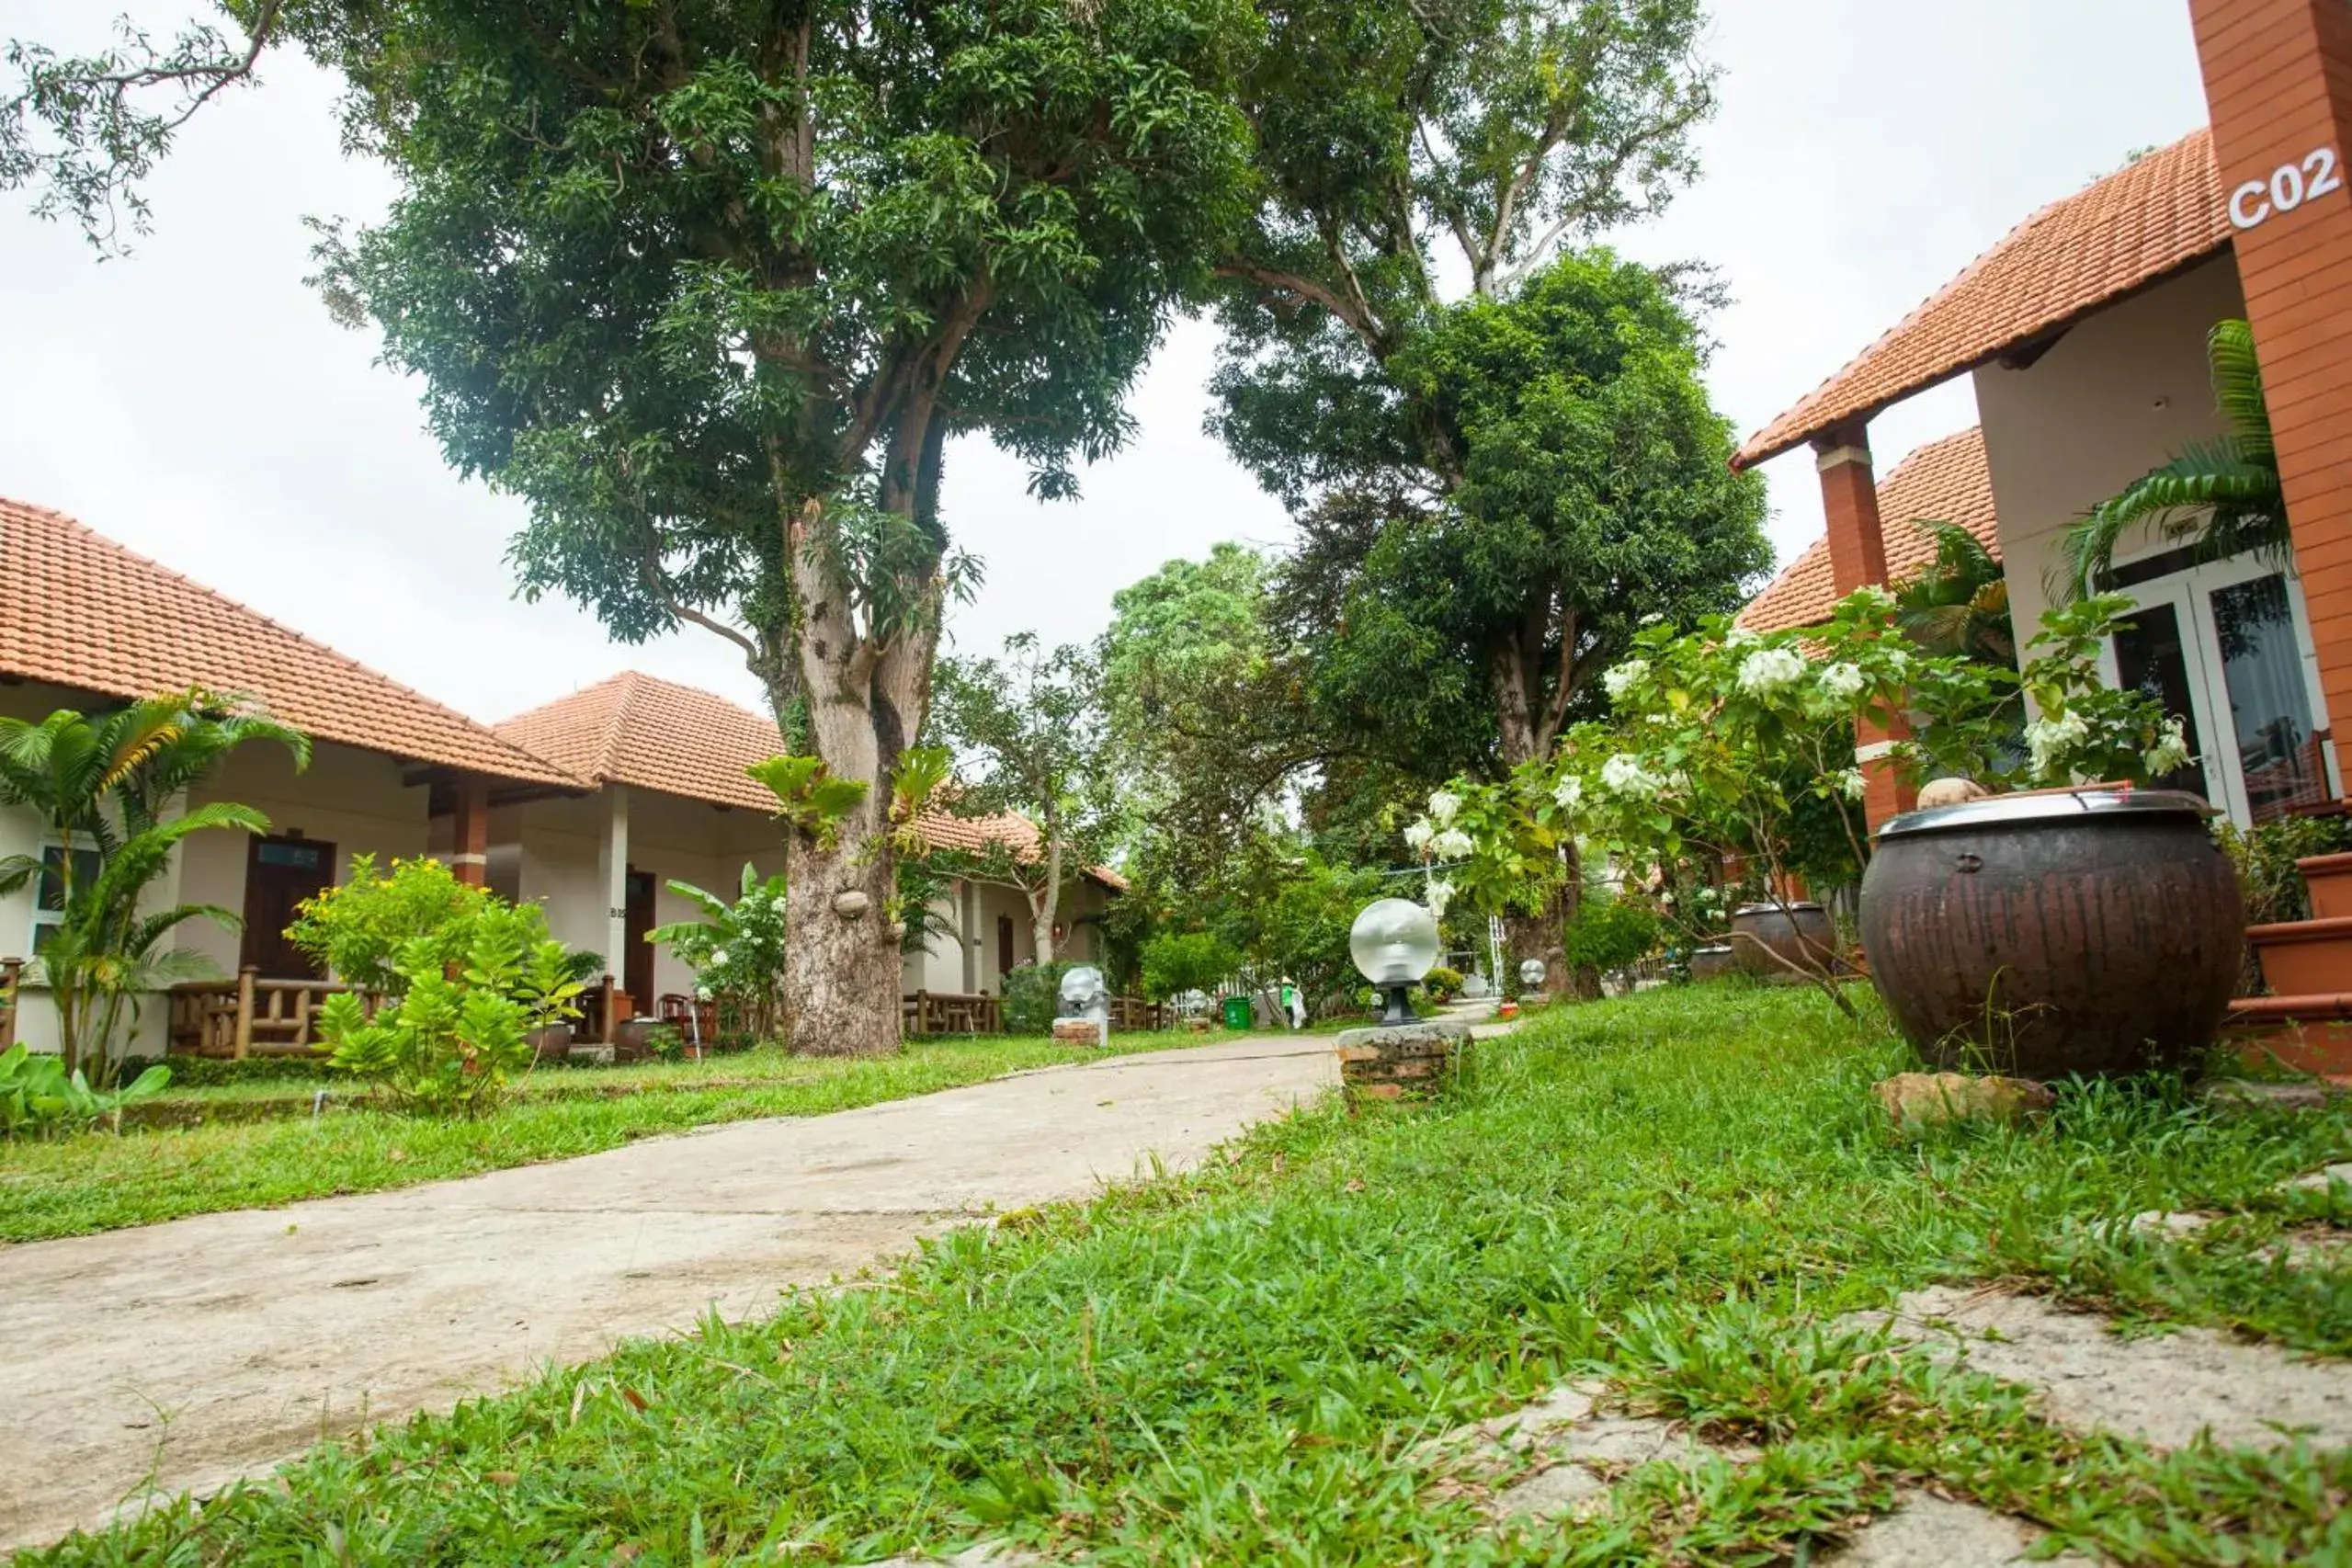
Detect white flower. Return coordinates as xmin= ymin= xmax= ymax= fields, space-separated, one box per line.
xmin=2143 ymin=717 xmax=2191 ymax=778
xmin=1431 ymin=828 xmax=1475 ymax=860
xmin=1736 ymin=645 xmax=1807 ymax=698
xmin=1601 ymin=659 xmax=1649 ymax=702
xmin=1600 ymin=754 xmax=1665 ymax=798
xmin=1836 ymin=767 xmax=1869 ymax=801
xmin=2024 ymin=710 xmax=2091 ymax=776
xmin=707 ymin=948 xmax=729 ymax=969
xmin=1427 ymin=790 xmax=1462 ymax=827
xmin=1552 ymin=775 xmax=1583 ymax=810
xmin=1403 ymin=818 xmax=1435 ymax=854
xmin=1638 ymin=611 xmax=1664 ymax=627
xmin=1425 ymin=879 xmax=1455 ymax=919
xmin=1816 ymin=662 xmax=1867 ymax=705
xmin=1725 ymin=627 xmax=1762 ymax=648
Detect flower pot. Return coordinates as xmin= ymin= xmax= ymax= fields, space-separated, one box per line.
xmin=1687 ymin=944 xmax=1739 ymax=982
xmin=1860 ymin=789 xmax=2244 ymax=1076
xmin=2299 ymin=852 xmax=2352 ymax=921
xmin=1728 ymin=903 xmax=1835 ymax=978
xmin=526 ymin=1024 xmax=574 ymax=1063
xmin=612 ymin=1019 xmax=665 ymax=1062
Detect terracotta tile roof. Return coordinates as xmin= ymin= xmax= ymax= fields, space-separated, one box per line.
xmin=1736 ymin=427 xmax=1996 ymax=632
xmin=495 ymin=671 xmax=1128 ymax=889
xmin=0 ymin=495 xmax=574 ymax=787
xmin=496 ymin=670 xmax=783 ymax=812
xmin=1735 ymin=128 xmax=2227 ymax=469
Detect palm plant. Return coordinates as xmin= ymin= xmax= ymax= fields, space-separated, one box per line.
xmin=1894 ymin=520 xmax=2015 ymax=666
xmin=2057 ymin=319 xmax=2287 ymax=599
xmin=0 ymin=690 xmax=308 ymax=1082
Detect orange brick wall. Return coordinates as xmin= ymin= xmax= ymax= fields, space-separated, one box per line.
xmin=2192 ymin=0 xmax=2352 ymax=766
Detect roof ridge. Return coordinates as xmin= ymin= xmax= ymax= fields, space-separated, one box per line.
xmin=0 ymin=497 xmax=578 ymax=787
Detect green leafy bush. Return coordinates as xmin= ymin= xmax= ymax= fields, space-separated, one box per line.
xmin=2214 ymin=814 xmax=2352 ymax=926
xmin=288 ymin=855 xmax=495 ymax=994
xmin=1563 ymin=896 xmax=1663 ymax=975
xmin=1001 ymin=961 xmax=1073 ymax=1036
xmin=1423 ymin=965 xmax=1464 ymax=1002
xmin=115 ymin=1054 xmax=324 ymax=1089
xmin=318 ymin=907 xmax=585 ymax=1117
xmin=647 ymin=866 xmax=789 ymax=1045
xmin=0 ymin=1044 xmax=169 ymax=1137
xmin=1139 ymin=932 xmax=1239 ymax=1002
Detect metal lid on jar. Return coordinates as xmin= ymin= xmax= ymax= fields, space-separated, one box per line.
xmin=1731 ymin=901 xmax=1824 ymax=916
xmin=1876 ymin=786 xmax=2215 ymax=841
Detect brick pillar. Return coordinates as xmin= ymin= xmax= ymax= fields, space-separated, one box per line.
xmin=449 ymin=775 xmax=491 ymax=888
xmin=1812 ymin=424 xmax=1917 ymax=827
xmin=2191 ymin=0 xmax=2352 ymax=782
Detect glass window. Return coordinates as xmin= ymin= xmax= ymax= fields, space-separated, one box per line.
xmin=2111 ymin=601 xmax=2209 ymax=797
xmin=29 ymin=841 xmax=103 ymax=955
xmin=2210 ymin=573 xmax=2324 ymax=823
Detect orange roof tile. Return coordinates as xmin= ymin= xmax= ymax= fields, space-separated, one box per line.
xmin=1737 ymin=427 xmax=1996 ymax=632
xmin=1735 ymin=128 xmax=2227 ymax=469
xmin=496 ymin=671 xmax=1127 ymax=888
xmin=0 ymin=496 xmax=574 ymax=787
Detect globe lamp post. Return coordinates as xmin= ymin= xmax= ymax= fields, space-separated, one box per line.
xmin=1350 ymin=897 xmax=1440 ymax=1027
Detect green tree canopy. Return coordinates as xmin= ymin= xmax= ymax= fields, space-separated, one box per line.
xmin=2 ymin=0 xmax=1260 ymax=1054
xmin=929 ymin=633 xmax=1120 ymax=968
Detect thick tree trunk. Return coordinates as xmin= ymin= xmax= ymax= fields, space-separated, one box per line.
xmin=783 ymin=821 xmax=902 ymax=1057
xmin=778 ymin=491 xmax=940 ymax=1057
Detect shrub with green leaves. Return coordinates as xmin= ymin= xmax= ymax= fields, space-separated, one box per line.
xmin=287 ymin=854 xmax=495 ymax=994
xmin=0 ymin=1044 xmax=168 ymax=1137
xmin=1562 ymin=895 xmax=1663 ymax=976
xmin=1139 ymin=932 xmax=1240 ymax=1003
xmin=1422 ymin=965 xmax=1464 ymax=1003
xmin=318 ymin=907 xmax=585 ymax=1117
xmin=1000 ymin=961 xmax=1074 ymax=1036
xmin=647 ymin=866 xmax=790 ymax=1045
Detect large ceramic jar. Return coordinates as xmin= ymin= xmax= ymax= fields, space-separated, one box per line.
xmin=1859 ymin=789 xmax=2244 ymax=1076
xmin=1687 ymin=944 xmax=1739 ymax=982
xmin=1728 ymin=902 xmax=1835 ymax=978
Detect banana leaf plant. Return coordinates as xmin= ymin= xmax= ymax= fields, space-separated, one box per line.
xmin=0 ymin=688 xmax=307 ymax=1084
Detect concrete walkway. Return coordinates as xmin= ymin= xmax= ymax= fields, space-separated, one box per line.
xmin=0 ymin=1032 xmax=1337 ymax=1551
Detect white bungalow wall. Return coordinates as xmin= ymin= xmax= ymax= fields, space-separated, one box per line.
xmin=1971 ymin=255 xmax=2255 ymax=644
xmin=900 ymin=874 xmax=1116 ymax=997
xmin=491 ymin=786 xmax=787 ymax=1004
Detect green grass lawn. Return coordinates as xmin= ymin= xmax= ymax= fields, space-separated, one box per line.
xmin=0 ymin=1028 xmax=1231 ymax=1242
xmin=22 ymin=985 xmax=2352 ymax=1564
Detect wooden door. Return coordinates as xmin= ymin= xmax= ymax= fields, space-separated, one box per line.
xmin=996 ymin=913 xmax=1016 ymax=983
xmin=242 ymin=836 xmax=335 ymax=978
xmin=624 ymin=869 xmax=658 ymax=1010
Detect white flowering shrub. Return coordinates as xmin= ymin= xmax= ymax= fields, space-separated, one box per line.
xmin=1427 ymin=590 xmax=2179 ymax=1018
xmin=647 ymin=864 xmax=790 ymax=1044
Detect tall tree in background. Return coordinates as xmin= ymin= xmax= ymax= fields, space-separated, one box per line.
xmin=1211 ymin=0 xmax=1763 ymax=974
xmin=930 ymin=635 xmax=1120 ymax=967
xmin=6 ymin=2 xmax=1256 ymax=1055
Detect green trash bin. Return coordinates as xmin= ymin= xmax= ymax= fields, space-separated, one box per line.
xmin=1221 ymin=994 xmax=1253 ymax=1031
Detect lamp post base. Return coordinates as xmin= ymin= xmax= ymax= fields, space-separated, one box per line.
xmin=1333 ymin=1018 xmax=1471 ymax=1107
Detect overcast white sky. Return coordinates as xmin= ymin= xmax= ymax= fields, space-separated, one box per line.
xmin=0 ymin=1 xmax=2213 ymax=724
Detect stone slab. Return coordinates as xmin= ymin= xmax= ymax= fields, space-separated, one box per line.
xmin=1822 ymin=1493 xmax=2089 ymax=1567
xmin=1846 ymin=1285 xmax=2352 ymax=1450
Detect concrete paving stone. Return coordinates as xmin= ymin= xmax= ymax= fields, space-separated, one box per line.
xmin=1845 ymin=1284 xmax=2352 ymax=1451
xmin=2283 ymin=1162 xmax=2352 ymax=1196
xmin=1820 ymin=1492 xmax=2092 ymax=1567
